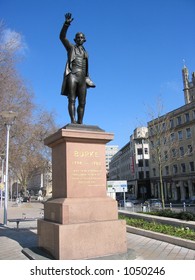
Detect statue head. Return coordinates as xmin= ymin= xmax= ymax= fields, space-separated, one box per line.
xmin=74 ymin=32 xmax=86 ymax=45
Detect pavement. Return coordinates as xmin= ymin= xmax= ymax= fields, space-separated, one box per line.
xmin=0 ymin=201 xmax=195 ymax=260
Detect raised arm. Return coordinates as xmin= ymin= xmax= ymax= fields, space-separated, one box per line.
xmin=59 ymin=13 xmax=74 ymax=50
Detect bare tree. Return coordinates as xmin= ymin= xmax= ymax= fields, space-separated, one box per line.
xmin=147 ymin=100 xmax=180 ymax=209
xmin=0 ymin=22 xmax=58 ymax=194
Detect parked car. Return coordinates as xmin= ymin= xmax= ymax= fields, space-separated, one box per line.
xmin=129 ymin=198 xmax=140 ymax=205
xmin=118 ymin=198 xmax=139 ymax=207
xmin=181 ymin=199 xmax=195 ymax=206
xmin=144 ymin=198 xmax=162 ymax=208
xmin=118 ymin=199 xmax=133 ymax=207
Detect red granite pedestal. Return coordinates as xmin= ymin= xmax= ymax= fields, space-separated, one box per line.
xmin=38 ymin=124 xmax=127 ymax=259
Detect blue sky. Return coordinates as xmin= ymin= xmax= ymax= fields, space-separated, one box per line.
xmin=1 ymin=0 xmax=195 ymax=148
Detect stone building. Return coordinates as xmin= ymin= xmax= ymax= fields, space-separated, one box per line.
xmin=148 ymin=66 xmax=195 ymax=201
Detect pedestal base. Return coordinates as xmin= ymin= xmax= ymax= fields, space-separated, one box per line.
xmin=44 ymin=197 xmax=118 ymax=224
xmin=38 ymin=219 xmax=127 ymax=260
xmin=38 ymin=125 xmax=127 ymax=259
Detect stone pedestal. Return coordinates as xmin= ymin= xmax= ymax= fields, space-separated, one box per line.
xmin=38 ymin=124 xmax=127 ymax=259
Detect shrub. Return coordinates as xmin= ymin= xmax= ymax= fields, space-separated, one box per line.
xmin=119 ymin=215 xmax=195 ymax=241
xmin=145 ymin=209 xmax=195 ymax=221
xmin=149 ymin=209 xmax=178 ymax=218
xmin=179 ymin=212 xmax=195 ymax=221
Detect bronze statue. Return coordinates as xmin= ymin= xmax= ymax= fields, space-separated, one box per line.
xmin=60 ymin=13 xmax=95 ymax=124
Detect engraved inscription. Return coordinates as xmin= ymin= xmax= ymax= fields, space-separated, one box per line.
xmin=71 ymin=150 xmax=104 ymax=187
xmin=74 ymin=150 xmax=100 ymax=158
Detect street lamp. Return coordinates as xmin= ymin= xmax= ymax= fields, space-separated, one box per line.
xmin=0 ymin=111 xmax=17 ymax=225
xmin=0 ymin=154 xmax=5 ymax=208
xmin=123 ymin=187 xmax=126 ymax=209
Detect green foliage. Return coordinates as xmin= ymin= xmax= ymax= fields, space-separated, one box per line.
xmin=179 ymin=212 xmax=195 ymax=221
xmin=144 ymin=209 xmax=195 ymax=221
xmin=119 ymin=215 xmax=195 ymax=241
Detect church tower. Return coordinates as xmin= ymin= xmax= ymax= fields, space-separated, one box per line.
xmin=182 ymin=65 xmax=195 ymax=104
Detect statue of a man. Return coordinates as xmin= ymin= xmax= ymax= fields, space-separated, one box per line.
xmin=60 ymin=13 xmax=95 ymax=124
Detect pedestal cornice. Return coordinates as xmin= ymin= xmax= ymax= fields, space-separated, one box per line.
xmin=44 ymin=124 xmax=114 ymax=147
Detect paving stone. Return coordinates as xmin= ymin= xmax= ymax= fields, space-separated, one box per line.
xmin=1 ymin=202 xmax=195 ymax=260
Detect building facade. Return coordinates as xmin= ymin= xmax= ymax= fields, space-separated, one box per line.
xmin=105 ymin=145 xmax=119 ymax=177
xmin=109 ymin=127 xmax=150 ymax=199
xmin=108 ymin=142 xmax=130 ymax=182
xmin=27 ymin=162 xmax=52 ymax=197
xmin=109 ymin=66 xmax=195 ymax=202
xmin=129 ymin=127 xmax=150 ymax=199
xmin=148 ymin=66 xmax=195 ymax=201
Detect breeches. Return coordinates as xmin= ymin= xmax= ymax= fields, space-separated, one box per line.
xmin=67 ymin=72 xmax=87 ymax=106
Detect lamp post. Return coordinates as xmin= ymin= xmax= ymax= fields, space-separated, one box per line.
xmin=0 ymin=154 xmax=5 ymax=208
xmin=123 ymin=187 xmax=126 ymax=209
xmin=0 ymin=111 xmax=17 ymax=225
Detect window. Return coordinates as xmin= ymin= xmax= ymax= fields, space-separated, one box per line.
xmin=170 ymin=119 xmax=174 ymax=128
xmin=137 ymin=139 xmax=142 ymax=144
xmin=185 ymin=113 xmax=190 ymax=122
xmin=156 ymin=139 xmax=160 ymax=146
xmin=162 ymin=122 xmax=166 ymax=131
xmin=137 ymin=148 xmax=143 ymax=155
xmin=139 ymin=171 xmax=144 ymax=179
xmin=145 ymin=159 xmax=149 ymax=167
xmin=192 ymin=183 xmax=195 ymax=195
xmin=164 ymin=151 xmax=168 ymax=160
xmin=163 ymin=137 xmax=167 ymax=144
xmin=173 ymin=164 xmax=178 ymax=174
xmin=146 ymin=171 xmax=150 ymax=178
xmin=170 ymin=133 xmax=175 ymax=141
xmin=138 ymin=159 xmax=143 ymax=167
xmin=165 ymin=166 xmax=169 ymax=175
xmin=188 ymin=145 xmax=193 ymax=154
xmin=178 ymin=130 xmax=183 ymax=140
xmin=153 ymin=168 xmax=156 ymax=176
xmin=150 ymin=127 xmax=154 ymax=136
xmin=172 ymin=148 xmax=176 ymax=157
xmin=144 ymin=148 xmax=148 ymax=154
xmin=151 ymin=154 xmax=155 ymax=163
xmin=181 ymin=163 xmax=186 ymax=173
xmin=179 ymin=146 xmax=184 ymax=156
xmin=189 ymin=162 xmax=195 ymax=172
xmin=186 ymin=128 xmax=192 ymax=138
xmin=177 ymin=116 xmax=182 ymax=125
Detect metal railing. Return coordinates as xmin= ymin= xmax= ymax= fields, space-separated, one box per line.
xmin=118 ymin=202 xmax=195 ymax=213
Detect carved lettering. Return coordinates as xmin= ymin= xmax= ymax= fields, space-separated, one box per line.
xmin=74 ymin=150 xmax=100 ymax=158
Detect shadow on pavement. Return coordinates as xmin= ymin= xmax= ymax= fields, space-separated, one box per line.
xmin=0 ymin=223 xmax=38 ymax=248
xmin=0 ymin=223 xmax=55 ymax=260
